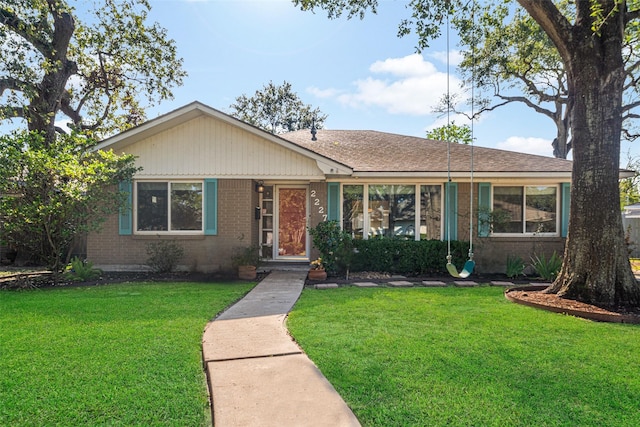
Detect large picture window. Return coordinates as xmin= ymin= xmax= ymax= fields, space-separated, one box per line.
xmin=369 ymin=185 xmax=416 ymax=239
xmin=137 ymin=181 xmax=203 ymax=232
xmin=493 ymin=185 xmax=557 ymax=234
xmin=341 ymin=183 xmax=441 ymax=241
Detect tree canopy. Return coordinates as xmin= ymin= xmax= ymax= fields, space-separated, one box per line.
xmin=0 ymin=0 xmax=186 ymax=145
xmin=426 ymin=121 xmax=473 ymax=144
xmin=229 ymin=81 xmax=328 ymax=134
xmin=0 ymin=131 xmax=139 ymax=272
xmin=450 ymin=0 xmax=640 ymax=159
xmin=294 ymin=0 xmax=640 ymax=308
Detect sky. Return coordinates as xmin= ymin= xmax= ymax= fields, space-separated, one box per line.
xmin=5 ymin=0 xmax=639 ymax=162
xmin=133 ymin=0 xmax=571 ymax=159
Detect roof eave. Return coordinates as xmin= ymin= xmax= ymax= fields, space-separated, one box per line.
xmin=349 ymin=171 xmax=573 ymax=179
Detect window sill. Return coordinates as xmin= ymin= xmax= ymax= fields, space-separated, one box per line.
xmin=131 ymin=234 xmax=206 ymax=240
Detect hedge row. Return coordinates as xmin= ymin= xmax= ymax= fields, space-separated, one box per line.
xmin=350 ymin=239 xmax=471 ymax=276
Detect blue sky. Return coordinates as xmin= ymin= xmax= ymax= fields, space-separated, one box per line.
xmin=5 ymin=0 xmax=638 ymax=161
xmin=144 ymin=0 xmax=579 ymax=158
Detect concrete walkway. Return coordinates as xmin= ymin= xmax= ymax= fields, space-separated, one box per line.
xmin=202 ymin=270 xmax=361 ymax=427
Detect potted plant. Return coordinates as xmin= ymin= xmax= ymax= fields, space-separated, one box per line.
xmin=308 ymin=257 xmax=327 ymax=281
xmin=231 ymin=245 xmax=261 ymax=280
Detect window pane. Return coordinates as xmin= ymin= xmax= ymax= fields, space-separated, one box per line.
xmin=137 ymin=182 xmax=168 ymax=231
xmin=171 ymin=183 xmax=203 ymax=231
xmin=343 ymin=185 xmax=364 ymax=239
xmin=493 ymin=187 xmax=523 ymax=233
xmin=526 ymin=186 xmax=557 ymax=233
xmin=368 ymin=185 xmax=415 ymax=239
xmin=420 ymin=185 xmax=441 ymax=240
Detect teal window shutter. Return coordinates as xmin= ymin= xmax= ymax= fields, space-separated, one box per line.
xmin=561 ymin=182 xmax=570 ymax=237
xmin=118 ymin=181 xmax=132 ymax=235
xmin=444 ymin=182 xmax=458 ymax=240
xmin=204 ymin=179 xmax=218 ymax=235
xmin=477 ymin=183 xmax=491 ymax=237
xmin=327 ymin=182 xmax=340 ymax=221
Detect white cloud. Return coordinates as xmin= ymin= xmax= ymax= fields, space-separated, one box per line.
xmin=307 ymin=86 xmax=341 ymax=99
xmin=324 ymin=53 xmax=463 ymax=116
xmin=429 ymin=50 xmax=463 ymax=67
xmin=496 ymin=136 xmax=554 ymax=157
xmin=369 ymin=53 xmax=438 ymax=77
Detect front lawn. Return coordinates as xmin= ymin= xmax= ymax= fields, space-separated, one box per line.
xmin=0 ymin=281 xmax=253 ymax=426
xmin=288 ymin=286 xmax=640 ymax=426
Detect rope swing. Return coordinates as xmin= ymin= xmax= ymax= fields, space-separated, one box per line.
xmin=445 ymin=1 xmax=475 ymax=279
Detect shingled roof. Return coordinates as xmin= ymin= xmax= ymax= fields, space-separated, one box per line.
xmin=280 ymin=129 xmax=574 ymax=177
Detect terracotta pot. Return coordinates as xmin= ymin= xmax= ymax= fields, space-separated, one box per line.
xmin=308 ymin=269 xmax=327 ymax=281
xmin=238 ymin=265 xmax=257 ymax=280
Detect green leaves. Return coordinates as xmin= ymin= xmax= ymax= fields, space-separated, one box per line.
xmin=229 ymin=80 xmax=328 ymax=134
xmin=426 ymin=121 xmax=473 ymax=144
xmin=0 ymin=131 xmax=139 ymax=272
xmin=0 ymin=0 xmax=186 ymax=142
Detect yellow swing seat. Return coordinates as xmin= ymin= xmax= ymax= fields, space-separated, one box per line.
xmin=446 ymin=259 xmax=475 ymax=279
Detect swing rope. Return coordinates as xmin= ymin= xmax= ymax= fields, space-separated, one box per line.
xmin=445 ymin=1 xmax=476 ymax=279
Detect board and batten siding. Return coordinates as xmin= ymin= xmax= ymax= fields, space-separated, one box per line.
xmin=125 ymin=116 xmax=325 ymax=179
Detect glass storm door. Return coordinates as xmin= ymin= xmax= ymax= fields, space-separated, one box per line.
xmin=276 ymin=187 xmax=308 ymax=259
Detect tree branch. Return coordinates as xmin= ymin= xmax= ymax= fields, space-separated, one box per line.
xmin=0 ymin=77 xmax=27 ymax=96
xmin=517 ymin=0 xmax=575 ymax=64
xmin=0 ymin=105 xmax=25 ymax=119
xmin=625 ymin=8 xmax=640 ymax=24
xmin=622 ymin=99 xmax=640 ymax=113
xmin=496 ymin=93 xmax=556 ymax=120
xmin=0 ymin=6 xmax=51 ymax=56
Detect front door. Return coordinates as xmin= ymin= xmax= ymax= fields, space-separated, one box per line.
xmin=275 ymin=186 xmax=308 ymax=260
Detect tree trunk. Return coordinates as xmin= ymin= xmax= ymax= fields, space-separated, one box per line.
xmin=547 ymin=16 xmax=640 ymax=308
xmin=25 ymin=10 xmax=76 ymax=146
xmin=551 ymin=104 xmax=571 ymax=159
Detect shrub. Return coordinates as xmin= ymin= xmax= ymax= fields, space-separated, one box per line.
xmin=309 ymin=221 xmax=354 ymax=275
xmin=63 ymin=257 xmax=102 ymax=282
xmin=531 ymin=251 xmax=562 ymax=281
xmin=351 ymin=239 xmax=469 ymax=276
xmin=145 ymin=240 xmax=184 ymax=273
xmin=505 ymin=255 xmax=525 ymax=279
xmin=231 ymin=245 xmax=261 ymax=267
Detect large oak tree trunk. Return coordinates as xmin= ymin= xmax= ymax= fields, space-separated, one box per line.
xmin=546 ymin=11 xmax=640 ymax=308
xmin=25 ymin=10 xmax=76 ymax=146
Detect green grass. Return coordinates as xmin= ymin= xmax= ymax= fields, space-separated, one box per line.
xmin=288 ymin=286 xmax=640 ymax=427
xmin=0 ymin=281 xmax=253 ymax=426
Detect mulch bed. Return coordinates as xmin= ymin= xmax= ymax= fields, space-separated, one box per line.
xmin=505 ymin=285 xmax=640 ymax=324
xmin=0 ymin=270 xmax=244 ymax=290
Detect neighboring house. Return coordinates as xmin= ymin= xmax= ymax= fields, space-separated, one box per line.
xmin=623 ymin=203 xmax=640 ymax=257
xmin=88 ymin=101 xmax=575 ymax=274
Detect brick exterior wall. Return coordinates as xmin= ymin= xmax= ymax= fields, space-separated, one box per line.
xmin=473 ymin=237 xmax=565 ymax=275
xmin=308 ymin=182 xmax=328 ymax=261
xmin=87 ymin=179 xmax=259 ymax=273
xmin=458 ymin=182 xmax=566 ymax=274
xmin=87 ymin=179 xmax=567 ymax=274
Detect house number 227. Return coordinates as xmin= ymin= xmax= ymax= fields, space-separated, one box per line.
xmin=310 ymin=190 xmax=327 ymax=221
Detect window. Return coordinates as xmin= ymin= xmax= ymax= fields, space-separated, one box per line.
xmin=343 ymin=185 xmax=364 ymax=239
xmin=368 ymin=185 xmax=416 ymax=239
xmin=493 ymin=185 xmax=557 ymax=234
xmin=137 ymin=181 xmax=203 ymax=232
xmin=341 ymin=183 xmax=442 ymax=241
xmin=420 ymin=185 xmax=442 ymax=239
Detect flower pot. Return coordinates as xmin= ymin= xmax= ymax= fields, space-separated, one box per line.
xmin=308 ymin=269 xmax=327 ymax=281
xmin=238 ymin=265 xmax=257 ymax=280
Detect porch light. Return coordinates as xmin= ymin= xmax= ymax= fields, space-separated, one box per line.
xmin=255 ymin=180 xmax=265 ymax=193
